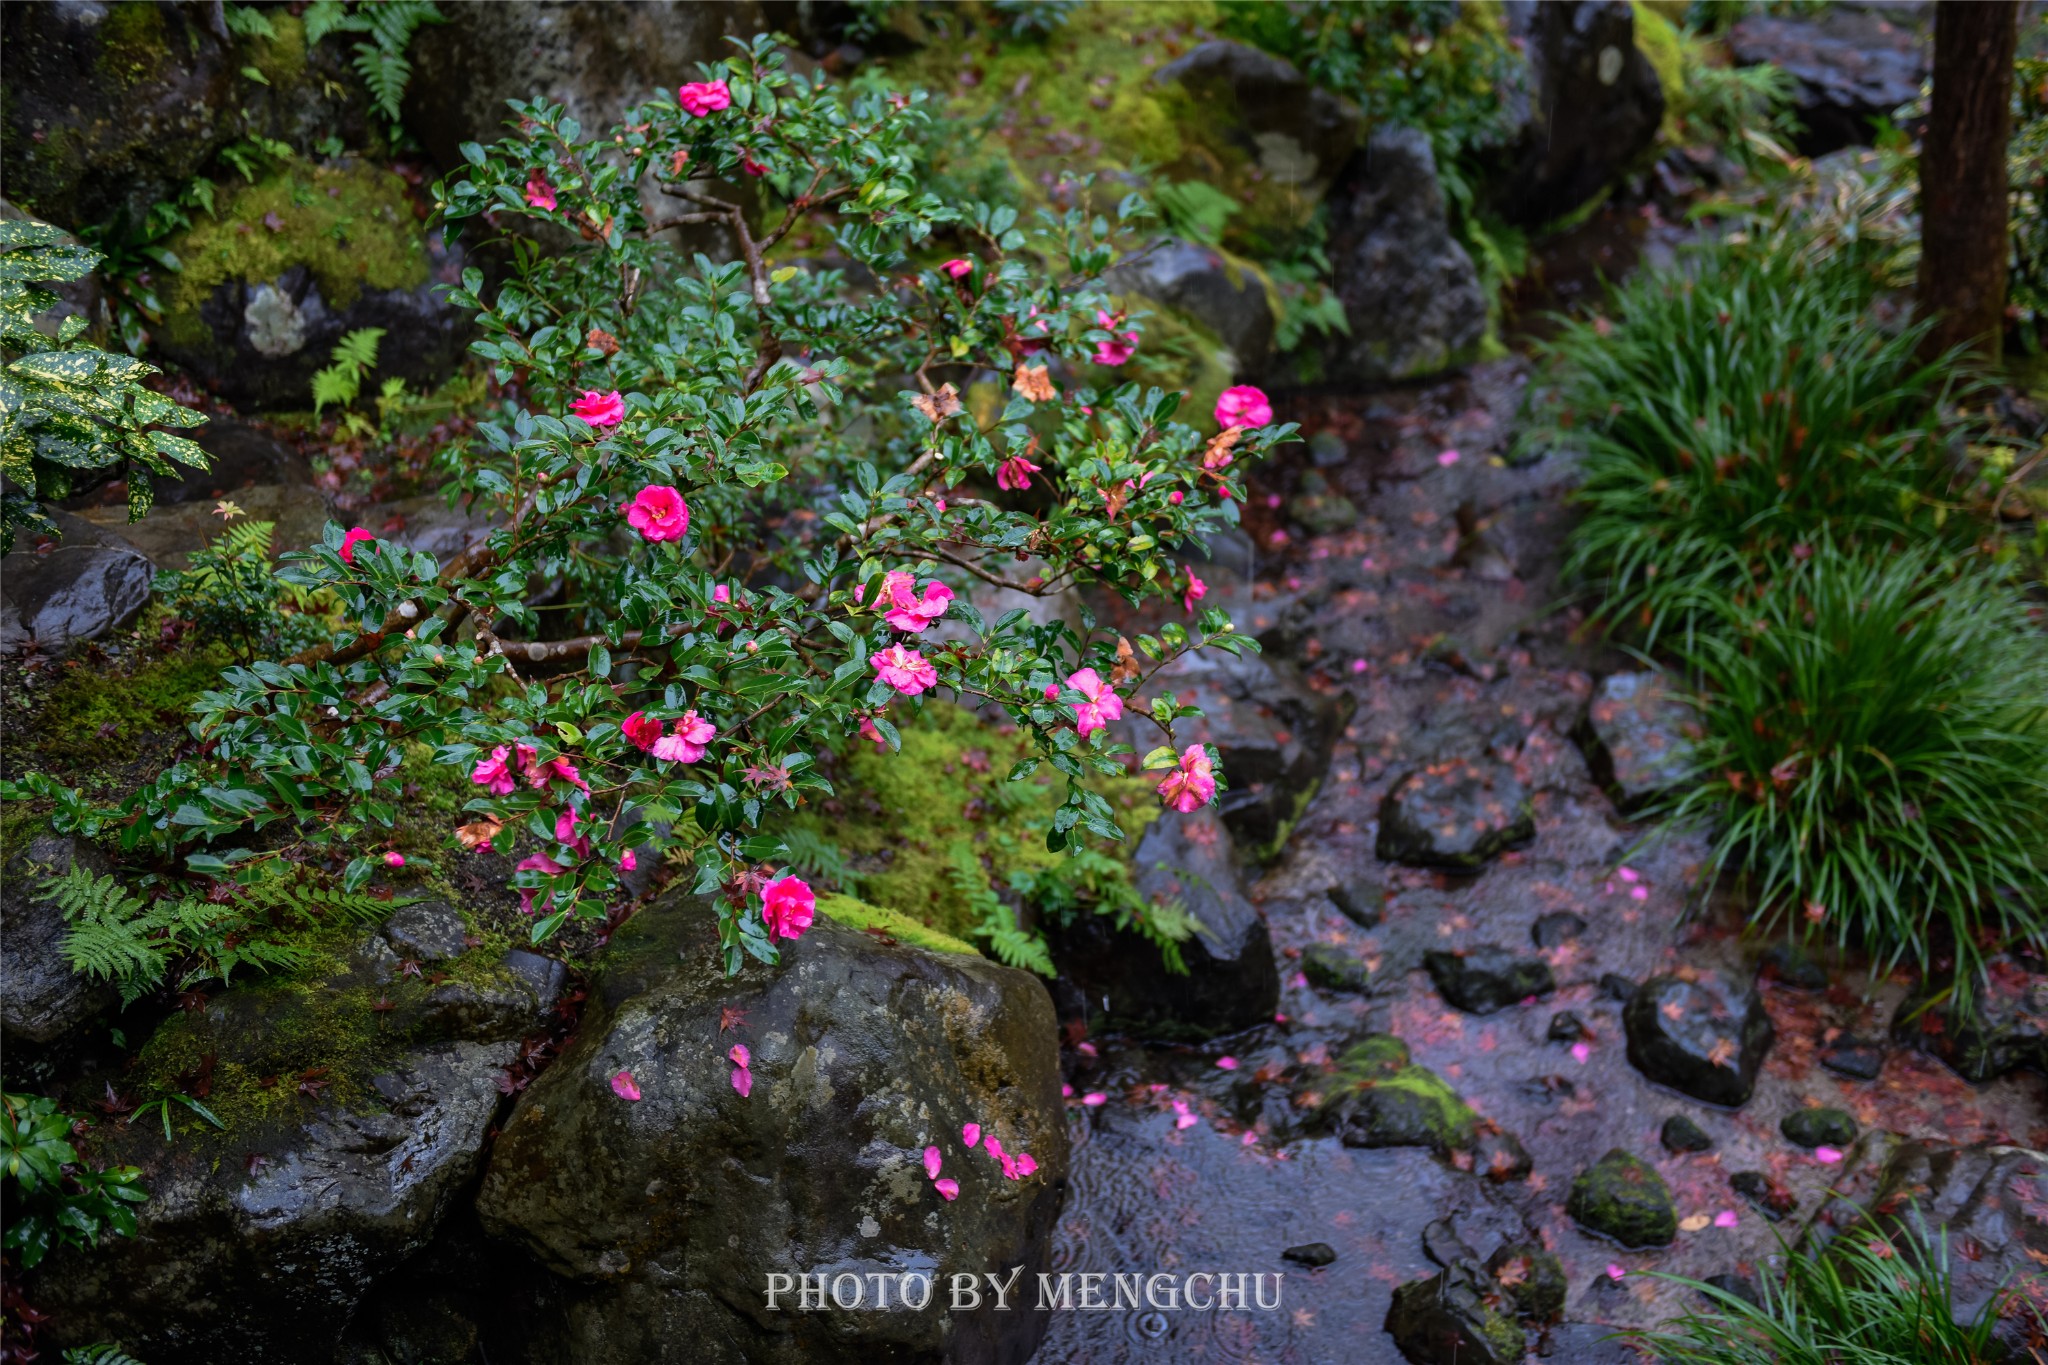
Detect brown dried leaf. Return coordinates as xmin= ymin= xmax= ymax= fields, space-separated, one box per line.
xmin=910 ymin=382 xmax=964 ymax=425
xmin=1012 ymin=364 xmax=1057 ymax=403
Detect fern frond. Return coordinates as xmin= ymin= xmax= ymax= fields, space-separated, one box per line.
xmin=352 ymin=45 xmax=412 ymax=123
xmin=301 ymin=0 xmax=360 ymax=45
xmin=947 ymin=843 xmax=1054 ymax=976
xmin=64 ymin=1345 xmax=146 ymax=1365
xmin=779 ymin=828 xmax=862 ymax=894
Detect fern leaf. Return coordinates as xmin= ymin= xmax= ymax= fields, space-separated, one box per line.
xmin=352 ymin=44 xmax=412 ymax=123
xmin=63 ymin=1345 xmax=146 ymax=1365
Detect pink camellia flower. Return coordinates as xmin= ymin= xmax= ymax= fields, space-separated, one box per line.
xmin=339 ymin=526 xmax=376 ymax=565
xmin=619 ymin=848 xmax=638 ymax=872
xmin=611 ymin=1070 xmax=642 ymax=1101
xmin=858 ymin=716 xmax=889 ymax=751
xmin=760 ymin=874 xmax=816 ymax=941
xmin=524 ymin=173 xmax=557 ymax=211
xmin=651 ymin=709 xmax=716 ymax=763
xmin=677 ymin=79 xmax=732 ymax=116
xmin=514 ymin=852 xmax=566 ymax=915
xmin=383 ymin=851 xmax=405 ymax=868
xmin=739 ymin=152 xmax=767 ymax=177
xmin=934 ymin=1178 xmax=959 ymax=1201
xmin=1093 ymin=310 xmax=1138 ymax=366
xmin=883 ymin=580 xmax=954 ymax=634
xmin=962 ymin=1122 xmax=981 ymax=1148
xmin=996 ymin=454 xmax=1041 ymax=492
xmin=1066 ymin=667 xmax=1124 ymax=739
xmin=622 ymin=711 xmax=664 ymax=752
xmin=571 ymin=389 xmax=625 ymax=428
xmin=872 ymin=643 xmax=938 ymax=696
xmin=1213 ymin=385 xmax=1273 ymax=429
xmin=555 ymin=808 xmax=592 ymax=859
xmin=712 ymin=583 xmax=731 ymax=604
xmin=941 ymin=257 xmax=972 ymax=279
xmin=924 ymin=1146 xmax=943 ymax=1180
xmin=626 ymin=485 xmax=690 ymax=543
xmin=471 ymin=746 xmax=517 ymax=796
xmin=1169 ymin=489 xmax=1184 ymax=505
xmin=523 ymin=752 xmax=591 ymax=794
xmin=1183 ymin=567 xmax=1207 ymax=616
xmin=1158 ymin=744 xmax=1217 ymax=813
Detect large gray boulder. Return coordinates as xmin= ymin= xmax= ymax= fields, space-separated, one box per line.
xmin=0 ymin=831 xmax=118 ymax=1047
xmin=474 ymin=897 xmax=1069 ymax=1365
xmin=1323 ymin=127 xmax=1487 ymax=385
xmin=0 ymin=510 xmax=154 ymax=655
xmin=1108 ymin=238 xmax=1276 ymax=374
xmin=1728 ymin=9 xmax=1927 ymax=155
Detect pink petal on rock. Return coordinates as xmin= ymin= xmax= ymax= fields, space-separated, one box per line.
xmin=985 ymin=1136 xmax=1007 ymax=1163
xmin=1176 ymin=1113 xmax=1199 ymax=1130
xmin=962 ymin=1122 xmax=981 ymax=1148
xmin=1437 ymin=449 xmax=1461 ymax=467
xmin=1215 ymin=1056 xmax=1239 ymax=1071
xmin=729 ymin=1043 xmax=750 ymax=1069
xmin=1241 ymin=1131 xmax=1258 ymax=1147
xmin=1081 ymin=1092 xmax=1107 ymax=1107
xmin=1607 ymin=1263 xmax=1626 ymax=1280
xmin=1076 ymin=1041 xmax=1098 ymax=1057
xmin=923 ymin=1146 xmax=942 ymax=1181
xmin=1014 ymin=1153 xmax=1037 ymax=1177
xmin=1061 ymin=1084 xmax=1073 ymax=1098
xmin=1630 ymin=885 xmax=1649 ymax=901
xmin=1618 ymin=866 xmax=1639 ymax=882
xmin=1713 ymin=1210 xmax=1739 ymax=1228
xmin=934 ymin=1178 xmax=959 ymax=1201
xmin=610 ymin=1070 xmax=642 ymax=1101
xmin=1571 ymin=1042 xmax=1591 ymax=1064
xmin=731 ymin=1065 xmax=752 ymax=1098
xmin=1815 ymin=1146 xmax=1843 ymax=1164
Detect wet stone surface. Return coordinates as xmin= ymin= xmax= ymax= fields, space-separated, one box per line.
xmin=1034 ymin=363 xmax=2047 ymax=1363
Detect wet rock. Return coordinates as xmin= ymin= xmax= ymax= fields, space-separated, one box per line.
xmin=1473 ymin=1124 xmax=1533 ymax=1183
xmin=0 ymin=510 xmax=154 ymax=654
xmin=1535 ymin=1323 xmax=1641 ymax=1362
xmin=1820 ymin=1036 xmax=1884 ymax=1081
xmin=1151 ymin=41 xmax=1363 ymax=230
xmin=1489 ymin=1 xmax=1667 ymax=226
xmin=148 ymin=417 xmax=312 ymax=505
xmin=1546 ymin=1011 xmax=1588 ymax=1044
xmin=1330 ymin=878 xmax=1386 ymax=929
xmin=1487 ymin=1244 xmax=1567 ymax=1322
xmin=1283 ymin=1241 xmax=1338 ymax=1268
xmin=1531 ymin=911 xmax=1586 ymax=949
xmin=1048 ymin=808 xmax=1278 ymax=1039
xmin=1317 ymin=1035 xmax=1477 ymax=1157
xmin=1624 ymin=971 xmax=1774 ymax=1107
xmin=1566 ymin=1149 xmax=1676 ymax=1248
xmin=502 ymin=948 xmax=568 ymax=1009
xmin=0 ymin=832 xmax=118 ymax=1047
xmin=364 ymin=490 xmax=499 ymax=565
xmin=1729 ymin=1169 xmax=1797 ymax=1222
xmin=1757 ymin=942 xmax=1829 ymax=991
xmin=1779 ymin=1106 xmax=1857 ymax=1149
xmin=1576 ymin=670 xmax=1696 ymax=809
xmin=382 ymin=901 xmax=469 ymax=963
xmin=1386 ymin=1260 xmax=1526 ymax=1365
xmin=1377 ymin=758 xmax=1535 ymax=869
xmin=1660 ymin=1114 xmax=1713 ymax=1154
xmin=1423 ymin=1218 xmax=1476 ymax=1267
xmin=1599 ymin=972 xmax=1637 ymax=1002
xmin=72 ymin=482 xmax=331 ymax=574
xmin=1323 ymin=126 xmax=1486 ymax=384
xmin=1895 ymin=955 xmax=2048 ymax=1082
xmin=1301 ymin=942 xmax=1369 ymax=994
xmin=1425 ymin=945 xmax=1555 ymax=1015
xmin=474 ymin=896 xmax=1068 ymax=1365
xmin=1836 ymin=1140 xmax=2048 ymax=1362
xmin=1701 ymin=1273 xmax=1762 ymax=1310
xmin=1107 ymin=237 xmax=1276 ymax=371
xmin=1728 ymin=10 xmax=1927 ymax=155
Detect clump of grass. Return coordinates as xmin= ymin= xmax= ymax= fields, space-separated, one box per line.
xmin=1525 ymin=244 xmax=1967 ymax=645
xmin=1658 ymin=545 xmax=2048 ymax=991
xmin=1630 ymin=1231 xmax=2011 ymax=1365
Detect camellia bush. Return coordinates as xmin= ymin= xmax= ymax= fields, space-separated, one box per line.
xmin=10 ymin=39 xmax=1291 ymax=973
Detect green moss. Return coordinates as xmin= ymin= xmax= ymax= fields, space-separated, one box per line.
xmin=29 ymin=644 xmax=232 ymax=768
xmin=0 ymin=802 xmax=53 ymax=863
xmin=96 ymin=3 xmax=174 ymax=84
xmin=1321 ymin=1035 xmax=1480 ymax=1152
xmin=817 ymin=893 xmax=983 ymax=958
xmin=247 ymin=11 xmax=309 ymax=90
xmin=1632 ymin=3 xmax=1686 ymax=118
xmin=1117 ymin=302 xmax=1235 ymax=430
xmin=158 ymin=157 xmax=429 ymax=349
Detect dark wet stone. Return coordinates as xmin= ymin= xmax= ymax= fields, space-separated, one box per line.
xmin=1330 ymin=878 xmax=1386 ymax=928
xmin=1730 ymin=1170 xmax=1798 ymax=1221
xmin=1833 ymin=1140 xmax=2048 ymax=1363
xmin=1049 ymin=808 xmax=1278 ymax=1039
xmin=1660 ymin=1114 xmax=1713 ymax=1154
xmin=1473 ymin=1124 xmax=1533 ymax=1183
xmin=1780 ymin=1106 xmax=1858 ymax=1149
xmin=1518 ymin=1074 xmax=1576 ymax=1107
xmin=1108 ymin=237 xmax=1276 ymax=369
xmin=475 ymin=896 xmax=1068 ymax=1365
xmin=1487 ymin=1243 xmax=1567 ymax=1322
xmin=501 ymin=949 xmax=566 ymax=1011
xmin=1820 ymin=1036 xmax=1884 ymax=1081
xmin=1301 ymin=942 xmax=1369 ymax=994
xmin=0 ymin=832 xmax=118 ymax=1047
xmin=1151 ymin=41 xmax=1363 ymax=212
xmin=1758 ymin=942 xmax=1829 ymax=991
xmin=1536 ymin=1323 xmax=1641 ymax=1362
xmin=1702 ymin=1274 xmax=1762 ymax=1310
xmin=1599 ymin=972 xmax=1638 ymax=1002
xmin=0 ymin=510 xmax=154 ymax=654
xmin=363 ymin=491 xmax=499 ymax=565
xmin=1322 ymin=126 xmax=1486 ymax=384
xmin=150 ymin=417 xmax=313 ymax=505
xmin=1546 ymin=1011 xmax=1588 ymax=1044
xmin=1623 ymin=972 xmax=1774 ymax=1107
xmin=71 ymin=483 xmax=331 ymax=574
xmin=1425 ymin=945 xmax=1555 ymax=1016
xmin=1895 ymin=955 xmax=2048 ymax=1083
xmin=382 ymin=901 xmax=469 ymax=963
xmin=1728 ymin=10 xmax=1927 ymax=155
xmin=1575 ymin=670 xmax=1696 ymax=808
xmin=1531 ymin=911 xmax=1587 ymax=949
xmin=1283 ymin=1241 xmax=1338 ymax=1268
xmin=1377 ymin=758 xmax=1535 ymax=869
xmin=1422 ymin=1218 xmax=1476 ymax=1268
xmin=1317 ymin=1035 xmax=1477 ymax=1156
xmin=1386 ymin=1261 xmax=1526 ymax=1365
xmin=1566 ymin=1149 xmax=1677 ymax=1248
xmin=1488 ymin=1 xmax=1666 ymax=225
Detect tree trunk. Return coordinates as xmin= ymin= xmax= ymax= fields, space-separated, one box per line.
xmin=1917 ymin=0 xmax=2020 ymax=364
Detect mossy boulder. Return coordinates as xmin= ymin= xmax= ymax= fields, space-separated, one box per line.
xmin=1566 ymin=1148 xmax=1677 ymax=1248
xmin=1780 ymin=1106 xmax=1858 ymax=1149
xmin=1486 ymin=1243 xmax=1567 ymax=1322
xmin=473 ymin=893 xmax=1069 ymax=1365
xmin=151 ymin=158 xmax=466 ymax=408
xmin=35 ymin=913 xmax=560 ymax=1363
xmin=1385 ymin=1261 xmax=1525 ymax=1365
xmin=1317 ymin=1035 xmax=1479 ymax=1155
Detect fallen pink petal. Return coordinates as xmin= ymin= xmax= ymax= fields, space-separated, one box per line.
xmin=610 ymin=1071 xmax=642 ymax=1102
xmin=923 ymin=1146 xmax=942 ymax=1180
xmin=934 ymin=1178 xmax=959 ymax=1202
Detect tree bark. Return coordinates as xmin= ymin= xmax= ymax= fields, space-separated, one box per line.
xmin=1917 ymin=0 xmax=2020 ymax=364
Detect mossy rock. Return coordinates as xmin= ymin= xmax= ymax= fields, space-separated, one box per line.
xmin=817 ymin=893 xmax=982 ymax=959
xmin=1386 ymin=1264 xmax=1526 ymax=1365
xmin=1780 ymin=1106 xmax=1858 ymax=1149
xmin=1566 ymin=1148 xmax=1677 ymax=1247
xmin=1487 ymin=1243 xmax=1568 ymax=1322
xmin=1318 ymin=1034 xmax=1480 ymax=1155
